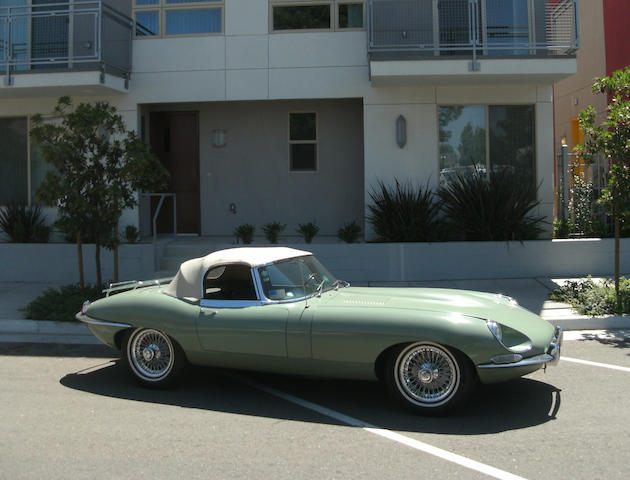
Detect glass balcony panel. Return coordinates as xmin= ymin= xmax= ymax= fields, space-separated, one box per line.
xmin=368 ymin=0 xmax=578 ymax=57
xmin=1 ymin=1 xmax=132 ymax=79
xmin=485 ymin=0 xmax=529 ymax=55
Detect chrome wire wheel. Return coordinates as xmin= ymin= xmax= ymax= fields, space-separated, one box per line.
xmin=394 ymin=343 xmax=460 ymax=408
xmin=128 ymin=329 xmax=175 ymax=382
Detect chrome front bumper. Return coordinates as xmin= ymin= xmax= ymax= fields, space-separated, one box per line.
xmin=478 ymin=326 xmax=563 ymax=370
xmin=75 ymin=311 xmax=131 ymax=329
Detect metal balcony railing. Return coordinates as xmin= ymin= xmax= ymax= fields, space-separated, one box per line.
xmin=1 ymin=1 xmax=133 ymax=84
xmin=368 ymin=0 xmax=579 ymax=59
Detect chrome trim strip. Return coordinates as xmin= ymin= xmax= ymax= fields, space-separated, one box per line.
xmin=199 ymin=299 xmax=262 ymax=309
xmin=75 ymin=313 xmax=131 ymax=329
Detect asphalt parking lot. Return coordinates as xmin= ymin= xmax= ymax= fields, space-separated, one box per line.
xmin=0 ymin=332 xmax=628 ymax=480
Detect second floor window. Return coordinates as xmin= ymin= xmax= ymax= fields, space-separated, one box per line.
xmin=134 ymin=0 xmax=223 ymax=37
xmin=271 ymin=1 xmax=364 ymax=32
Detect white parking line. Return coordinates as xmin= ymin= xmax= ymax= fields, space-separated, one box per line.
xmin=229 ymin=373 xmax=528 ymax=480
xmin=562 ymin=356 xmax=630 ymax=373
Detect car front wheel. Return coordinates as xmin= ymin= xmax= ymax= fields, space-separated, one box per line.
xmin=123 ymin=328 xmax=185 ymax=388
xmin=384 ymin=342 xmax=474 ymax=415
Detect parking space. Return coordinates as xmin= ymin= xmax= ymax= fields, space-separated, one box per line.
xmin=0 ymin=334 xmax=628 ymax=480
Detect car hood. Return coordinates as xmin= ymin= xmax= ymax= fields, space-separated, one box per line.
xmin=323 ymin=286 xmax=550 ymax=333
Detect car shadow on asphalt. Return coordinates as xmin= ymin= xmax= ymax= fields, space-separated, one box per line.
xmin=575 ymin=331 xmax=630 ymax=352
xmin=0 ymin=342 xmax=118 ymax=358
xmin=59 ymin=360 xmax=561 ymax=436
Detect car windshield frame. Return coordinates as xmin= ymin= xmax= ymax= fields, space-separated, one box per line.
xmin=256 ymin=255 xmax=338 ymax=303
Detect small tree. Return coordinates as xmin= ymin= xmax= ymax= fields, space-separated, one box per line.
xmin=577 ymin=66 xmax=630 ymax=311
xmin=31 ymin=96 xmax=168 ymax=290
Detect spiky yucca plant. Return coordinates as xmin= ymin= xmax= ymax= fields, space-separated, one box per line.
xmin=0 ymin=203 xmax=51 ymax=243
xmin=337 ymin=220 xmax=362 ymax=243
xmin=262 ymin=222 xmax=286 ymax=244
xmin=233 ymin=224 xmax=255 ymax=244
xmin=296 ymin=222 xmax=319 ymax=244
xmin=438 ymin=168 xmax=545 ymax=241
xmin=367 ymin=179 xmax=442 ymax=242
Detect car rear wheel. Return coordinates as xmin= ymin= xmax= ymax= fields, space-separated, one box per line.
xmin=123 ymin=328 xmax=185 ymax=388
xmin=384 ymin=342 xmax=474 ymax=415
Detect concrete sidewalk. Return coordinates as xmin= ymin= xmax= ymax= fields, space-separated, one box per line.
xmin=0 ymin=278 xmax=628 ymax=345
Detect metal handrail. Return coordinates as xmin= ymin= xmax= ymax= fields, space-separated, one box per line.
xmin=142 ymin=193 xmax=177 ymax=271
xmin=367 ymin=0 xmax=579 ymax=57
xmin=1 ymin=1 xmax=132 ymax=83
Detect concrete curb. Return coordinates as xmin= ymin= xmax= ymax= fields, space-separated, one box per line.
xmin=550 ymin=315 xmax=630 ymax=331
xmin=1 ymin=314 xmax=628 ymax=345
xmin=0 ymin=319 xmax=101 ymax=345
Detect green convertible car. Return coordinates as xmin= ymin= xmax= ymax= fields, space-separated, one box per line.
xmin=77 ymin=247 xmax=562 ymax=414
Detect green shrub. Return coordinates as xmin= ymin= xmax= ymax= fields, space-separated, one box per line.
xmin=262 ymin=222 xmax=286 ymax=244
xmin=296 ymin=222 xmax=319 ymax=244
xmin=438 ymin=168 xmax=545 ymax=241
xmin=550 ymin=277 xmax=630 ymax=315
xmin=553 ymin=218 xmax=570 ymax=239
xmin=367 ymin=179 xmax=442 ymax=242
xmin=23 ymin=284 xmax=103 ymax=322
xmin=234 ymin=224 xmax=255 ymax=244
xmin=125 ymin=225 xmax=140 ymax=243
xmin=0 ymin=203 xmax=51 ymax=243
xmin=338 ymin=220 xmax=362 ymax=243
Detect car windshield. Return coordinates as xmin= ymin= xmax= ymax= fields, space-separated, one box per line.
xmin=257 ymin=255 xmax=338 ymax=301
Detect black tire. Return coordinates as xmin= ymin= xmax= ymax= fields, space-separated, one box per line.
xmin=383 ymin=342 xmax=475 ymax=415
xmin=123 ymin=328 xmax=186 ymax=388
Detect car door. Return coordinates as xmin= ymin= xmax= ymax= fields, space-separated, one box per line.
xmin=196 ymin=264 xmax=288 ymax=357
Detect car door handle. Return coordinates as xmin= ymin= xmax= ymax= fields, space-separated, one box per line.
xmin=200 ymin=308 xmax=218 ymax=315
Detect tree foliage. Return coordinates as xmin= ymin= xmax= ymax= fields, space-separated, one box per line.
xmin=577 ymin=66 xmax=630 ymax=309
xmin=30 ymin=96 xmax=168 ymax=289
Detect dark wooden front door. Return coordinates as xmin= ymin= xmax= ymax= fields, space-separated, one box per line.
xmin=150 ymin=111 xmax=200 ymax=234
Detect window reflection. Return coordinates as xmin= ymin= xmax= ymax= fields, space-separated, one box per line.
xmin=439 ymin=105 xmax=534 ymax=186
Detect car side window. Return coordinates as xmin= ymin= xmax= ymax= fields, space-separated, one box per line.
xmin=203 ymin=264 xmax=257 ymax=301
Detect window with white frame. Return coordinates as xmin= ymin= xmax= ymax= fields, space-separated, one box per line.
xmin=289 ymin=112 xmax=317 ymax=172
xmin=270 ymin=1 xmax=364 ymax=32
xmin=134 ymin=0 xmax=224 ymax=37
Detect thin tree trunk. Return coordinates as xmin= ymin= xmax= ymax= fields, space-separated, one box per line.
xmin=95 ymin=234 xmax=102 ymax=289
xmin=77 ymin=231 xmax=85 ymax=293
xmin=114 ymin=223 xmax=119 ymax=283
xmin=615 ymin=215 xmax=620 ymax=312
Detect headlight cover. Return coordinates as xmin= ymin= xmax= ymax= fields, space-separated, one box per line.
xmin=485 ymin=319 xmax=532 ymax=353
xmin=486 ymin=320 xmax=503 ymax=342
xmin=81 ymin=300 xmax=90 ymax=314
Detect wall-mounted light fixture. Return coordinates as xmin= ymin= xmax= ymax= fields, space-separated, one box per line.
xmin=396 ymin=115 xmax=406 ymax=148
xmin=212 ymin=129 xmax=227 ymax=148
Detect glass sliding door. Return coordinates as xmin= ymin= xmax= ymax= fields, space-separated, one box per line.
xmin=439 ymin=105 xmax=535 ymax=186
xmin=488 ymin=105 xmax=535 ymax=181
xmin=439 ymin=105 xmax=486 ymax=184
xmin=0 ymin=117 xmax=28 ymax=205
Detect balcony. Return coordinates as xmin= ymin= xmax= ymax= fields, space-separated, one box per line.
xmin=367 ymin=0 xmax=579 ymax=85
xmin=0 ymin=1 xmax=133 ymax=97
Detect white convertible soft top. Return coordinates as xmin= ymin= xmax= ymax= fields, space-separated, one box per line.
xmin=162 ymin=247 xmax=311 ymax=299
